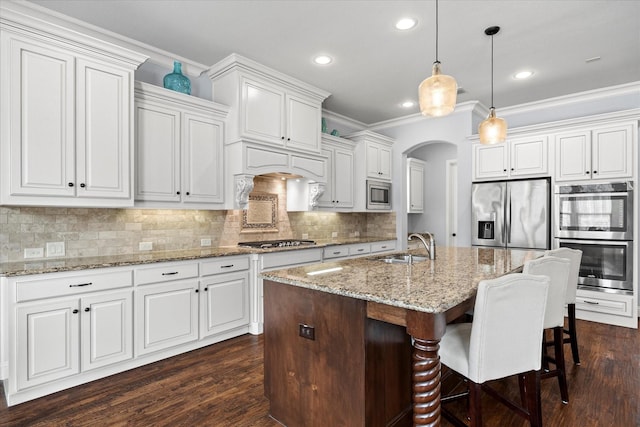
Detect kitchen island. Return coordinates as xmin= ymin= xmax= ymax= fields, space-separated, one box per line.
xmin=261 ymin=246 xmax=542 ymax=427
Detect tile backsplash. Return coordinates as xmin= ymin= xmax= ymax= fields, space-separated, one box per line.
xmin=1 ymin=193 xmax=395 ymax=263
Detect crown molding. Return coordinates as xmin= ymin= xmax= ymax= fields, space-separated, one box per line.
xmin=367 ymin=101 xmax=481 ymax=132
xmin=321 ymin=109 xmax=367 ymax=132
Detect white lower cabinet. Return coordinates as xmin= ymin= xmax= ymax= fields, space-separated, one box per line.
xmin=200 ymin=272 xmax=249 ymax=339
xmin=135 ymin=279 xmax=199 ymax=356
xmin=3 ymin=255 xmax=253 ymax=406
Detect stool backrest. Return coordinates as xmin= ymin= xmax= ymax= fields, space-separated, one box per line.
xmin=468 ymin=274 xmax=549 ymax=383
xmin=523 ymin=256 xmax=571 ymax=329
xmin=545 ymin=247 xmax=582 ymax=303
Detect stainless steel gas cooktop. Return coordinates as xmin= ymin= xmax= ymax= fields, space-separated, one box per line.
xmin=238 ymin=239 xmax=316 ymax=249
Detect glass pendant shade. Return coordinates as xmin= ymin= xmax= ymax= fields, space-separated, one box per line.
xmin=478 ymin=107 xmax=508 ymax=144
xmin=419 ymin=62 xmax=457 ymax=117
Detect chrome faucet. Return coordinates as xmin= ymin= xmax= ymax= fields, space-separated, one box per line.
xmin=408 ymin=232 xmax=436 ymax=260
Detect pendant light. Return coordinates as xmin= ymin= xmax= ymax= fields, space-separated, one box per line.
xmin=478 ymin=26 xmax=507 ymax=144
xmin=418 ymin=0 xmax=457 ymax=117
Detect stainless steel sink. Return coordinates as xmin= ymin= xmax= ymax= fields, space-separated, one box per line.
xmin=375 ymin=254 xmax=428 ymax=264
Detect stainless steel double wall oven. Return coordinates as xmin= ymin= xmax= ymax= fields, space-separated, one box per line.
xmin=554 ymin=181 xmax=634 ymax=294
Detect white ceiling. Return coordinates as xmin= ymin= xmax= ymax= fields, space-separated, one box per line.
xmin=27 ymin=0 xmax=640 ymax=125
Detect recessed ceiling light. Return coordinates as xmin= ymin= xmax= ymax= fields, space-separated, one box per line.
xmin=514 ymin=70 xmax=534 ymax=80
xmin=395 ymin=18 xmax=417 ymax=30
xmin=313 ymin=55 xmax=332 ymax=65
xmin=401 ymin=101 xmax=415 ymax=108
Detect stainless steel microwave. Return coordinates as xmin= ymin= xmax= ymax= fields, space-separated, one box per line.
xmin=366 ymin=180 xmax=391 ymax=210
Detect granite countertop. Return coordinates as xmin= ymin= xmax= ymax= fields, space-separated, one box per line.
xmin=0 ymin=237 xmax=395 ymax=277
xmin=260 ymin=246 xmax=544 ymax=314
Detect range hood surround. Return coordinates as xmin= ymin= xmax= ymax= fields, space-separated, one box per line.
xmin=226 ymin=140 xmax=329 ymax=210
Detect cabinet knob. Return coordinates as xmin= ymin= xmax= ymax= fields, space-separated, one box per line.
xmin=503 ymin=169 xmax=507 ymax=172
xmin=452 ymin=233 xmax=457 ymax=237
xmin=186 ymin=192 xmax=190 ymax=195
xmin=195 ymin=289 xmax=199 ymax=293
xmin=204 ymin=287 xmax=208 ymax=291
xmin=287 ymin=137 xmax=291 ymax=141
xmin=510 ymin=168 xmax=514 ymax=171
xmin=586 ymin=171 xmax=590 ymax=174
xmin=593 ymin=170 xmax=598 ymax=174
xmin=281 ymin=136 xmax=285 ymax=140
xmin=176 ymin=191 xmax=181 ymax=195
xmin=84 ymin=307 xmax=90 ymax=312
xmin=80 ymin=183 xmax=86 ymax=188
xmin=68 ymin=182 xmax=74 ymax=187
xmin=72 ymin=309 xmax=79 ymax=314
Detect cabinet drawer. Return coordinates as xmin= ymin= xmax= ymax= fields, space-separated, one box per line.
xmin=200 ymin=256 xmax=250 ymax=276
xmin=323 ymin=247 xmax=349 ymax=259
xmin=576 ymin=294 xmax=632 ymax=317
xmin=135 ymin=262 xmax=199 ymax=285
xmin=371 ymin=241 xmax=396 ymax=253
xmin=16 ymin=269 xmax=133 ymax=302
xmin=261 ymin=248 xmax=323 ymax=270
xmin=348 ymin=244 xmax=371 ymax=257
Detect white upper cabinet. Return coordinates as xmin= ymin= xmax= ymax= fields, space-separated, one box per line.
xmin=407 ymin=158 xmax=425 ymax=213
xmin=134 ymin=82 xmax=228 ymax=208
xmin=207 ymin=54 xmax=330 ymax=155
xmin=473 ymin=135 xmax=548 ymax=181
xmin=555 ymin=122 xmax=635 ymax=182
xmin=365 ymin=141 xmax=393 ymax=181
xmin=0 ymin=6 xmax=147 ymax=207
xmin=318 ymin=136 xmax=355 ymax=210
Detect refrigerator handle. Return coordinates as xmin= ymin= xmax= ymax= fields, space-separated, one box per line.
xmin=506 ymin=186 xmax=512 ymax=244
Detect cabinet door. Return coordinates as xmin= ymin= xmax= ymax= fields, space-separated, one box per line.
xmin=366 ymin=142 xmax=392 ymax=180
xmin=510 ymin=136 xmax=548 ymax=177
xmin=333 ymin=148 xmax=355 ymax=208
xmin=317 ymin=147 xmax=335 ymax=207
xmin=242 ymin=78 xmax=285 ymax=145
xmin=182 ymin=113 xmax=224 ymax=204
xmin=7 ymin=37 xmax=76 ymax=197
xmin=473 ymin=143 xmax=508 ymax=180
xmin=76 ymin=59 xmax=131 ymax=199
xmin=555 ymin=131 xmax=591 ymax=182
xmin=408 ymin=160 xmax=425 ymax=213
xmin=286 ymin=94 xmax=321 ymax=153
xmin=81 ymin=290 xmax=133 ymax=371
xmin=591 ymin=124 xmax=634 ymax=180
xmin=200 ymin=272 xmax=250 ymax=339
xmin=135 ymin=101 xmax=181 ymax=201
xmin=16 ymin=299 xmax=80 ymax=390
xmin=135 ymin=280 xmax=199 ymax=356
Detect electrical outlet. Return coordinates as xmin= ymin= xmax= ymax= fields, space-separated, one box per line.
xmin=24 ymin=248 xmax=44 ymax=259
xmin=299 ymin=323 xmax=315 ymax=341
xmin=201 ymin=238 xmax=212 ymax=247
xmin=354 ymin=231 xmax=360 ymax=237
xmin=331 ymin=231 xmax=338 ymax=238
xmin=139 ymin=242 xmax=153 ymax=251
xmin=302 ymin=233 xmax=309 ymax=239
xmin=46 ymin=241 xmax=65 ymax=257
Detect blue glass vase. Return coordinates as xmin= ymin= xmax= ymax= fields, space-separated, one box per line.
xmin=163 ymin=61 xmax=191 ymax=95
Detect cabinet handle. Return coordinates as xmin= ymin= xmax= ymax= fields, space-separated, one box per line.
xmin=220 ymin=264 xmax=234 ymax=268
xmin=73 ymin=309 xmax=79 ymax=314
xmin=380 ymin=246 xmax=387 ymax=249
xmin=84 ymin=307 xmax=90 ymax=312
xmin=80 ymin=183 xmax=86 ymax=188
xmin=357 ymin=249 xmax=364 ymax=252
xmin=68 ymin=182 xmax=74 ymax=187
xmin=584 ymin=300 xmax=599 ymax=305
xmin=333 ymin=251 xmax=341 ymax=255
xmin=69 ymin=282 xmax=93 ymax=288
xmin=161 ymin=271 xmax=179 ymax=276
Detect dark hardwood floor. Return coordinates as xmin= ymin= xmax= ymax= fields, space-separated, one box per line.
xmin=1 ymin=318 xmax=638 ymax=426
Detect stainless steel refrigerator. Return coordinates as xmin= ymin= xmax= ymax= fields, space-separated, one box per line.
xmin=471 ymin=178 xmax=550 ymax=250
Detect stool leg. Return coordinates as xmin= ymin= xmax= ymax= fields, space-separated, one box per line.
xmin=523 ymin=370 xmax=543 ymax=427
xmin=554 ymin=326 xmax=569 ymax=403
xmin=468 ymin=381 xmax=483 ymax=427
xmin=567 ymin=303 xmax=580 ymax=365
